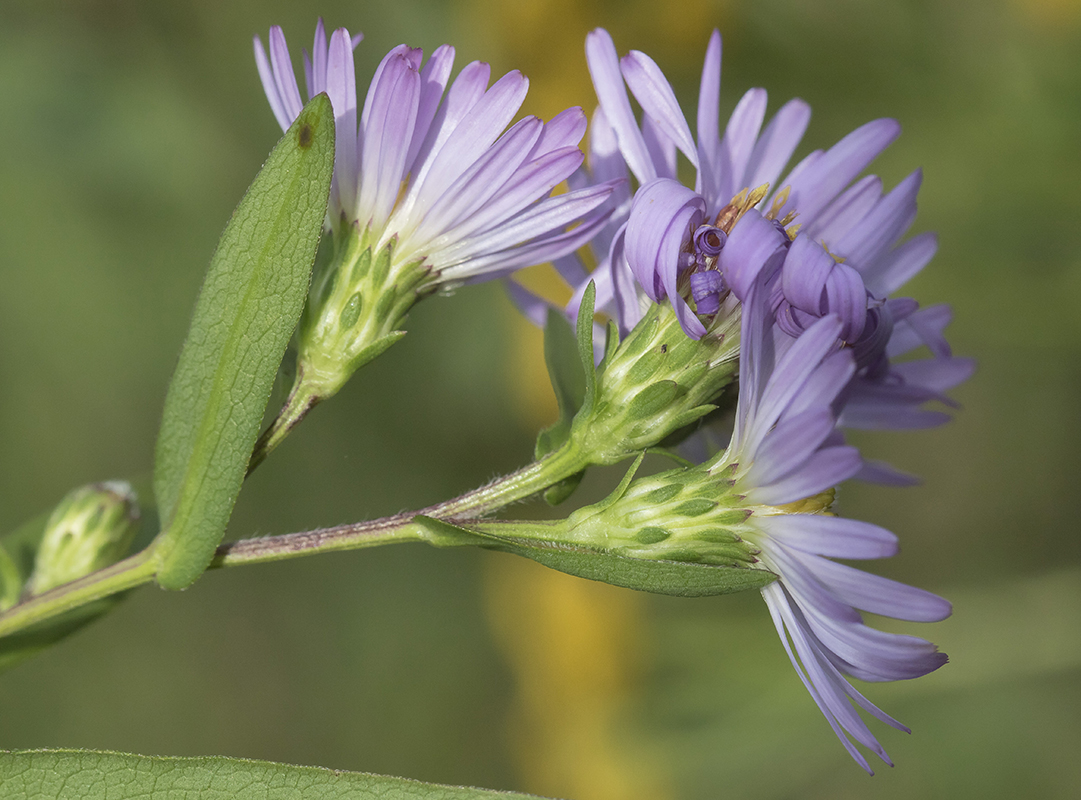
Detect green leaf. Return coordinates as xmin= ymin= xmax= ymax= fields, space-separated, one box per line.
xmin=534 ymin=307 xmax=585 ymax=460
xmin=0 ymin=750 xmax=551 ymax=799
xmin=152 ymin=95 xmax=335 ymax=590
xmin=414 ymin=512 xmax=777 ymax=598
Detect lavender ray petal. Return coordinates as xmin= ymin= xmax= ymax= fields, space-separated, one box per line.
xmin=432 ymin=147 xmax=587 ymax=247
xmin=744 ymin=98 xmax=812 ymax=198
xmin=534 ymin=107 xmax=588 ymax=156
xmin=641 ymin=112 xmax=677 ymax=180
xmin=436 ymin=206 xmax=615 ymax=283
xmin=762 ymin=585 xmax=878 ymax=773
xmin=780 ymin=119 xmax=901 ymax=223
xmin=326 ymin=27 xmax=359 ymax=219
xmin=893 ymin=357 xmax=976 ymax=393
xmin=409 ymin=69 xmax=529 ymax=216
xmin=824 ymin=262 xmax=869 ymax=341
xmin=717 ymin=209 xmax=788 ymax=301
xmin=269 ymin=26 xmax=304 ymax=122
xmin=781 ymin=350 xmax=855 ymax=421
xmin=856 ymin=459 xmax=921 ymax=487
xmin=401 ymin=60 xmax=492 ymax=215
xmin=839 ymin=403 xmax=951 ymax=430
xmin=782 ymin=235 xmax=839 ymax=312
xmin=745 ymin=314 xmax=843 ymax=454
xmin=621 ymin=50 xmax=699 ymax=168
xmin=357 ymin=54 xmax=421 ymax=229
xmin=695 ymin=29 xmax=722 ymax=208
xmin=866 ymin=231 xmax=938 ymax=297
xmin=309 ymin=18 xmax=328 ymax=97
xmin=883 ymin=304 xmax=947 ymax=358
xmin=254 ymin=35 xmax=292 ymax=131
xmin=404 ymin=44 xmax=455 ymax=174
xmin=718 ymin=87 xmax=767 ymax=202
xmin=893 ymin=300 xmax=955 ymax=358
xmin=761 ymin=514 xmax=898 ymax=560
xmin=835 ymin=169 xmax=921 ymax=267
xmin=745 ymin=408 xmax=837 ymax=488
xmin=624 ymin=179 xmax=704 ymax=301
xmin=781 ymin=598 xmax=896 ymax=761
xmin=729 ymin=277 xmax=775 ymax=460
xmin=586 ymin=29 xmax=656 ymax=184
xmin=410 ymin=116 xmax=544 ymax=244
xmin=802 ymin=555 xmax=952 ymax=622
xmin=798 ymin=604 xmax=949 ymax=681
xmin=430 ymin=187 xmax=615 ymax=278
xmin=608 ymin=226 xmax=644 ymax=336
xmin=745 ymin=445 xmax=861 ymax=506
xmin=805 ymin=174 xmax=881 ymax=244
xmin=588 ymin=106 xmax=633 ymax=187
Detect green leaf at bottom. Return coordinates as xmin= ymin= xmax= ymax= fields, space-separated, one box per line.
xmin=0 ymin=750 xmax=553 ymax=800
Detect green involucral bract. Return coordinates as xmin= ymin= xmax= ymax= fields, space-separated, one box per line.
xmin=296 ymin=223 xmax=429 ymax=400
xmin=578 ymin=296 xmax=740 ymax=462
xmin=151 ymin=94 xmax=336 ymax=590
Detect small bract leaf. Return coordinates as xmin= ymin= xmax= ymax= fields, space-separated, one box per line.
xmin=0 ymin=750 xmax=552 ymax=799
xmin=152 ymin=95 xmax=335 ymax=590
xmin=575 ymin=280 xmax=598 ymax=410
xmin=534 ymin=307 xmax=585 ymax=460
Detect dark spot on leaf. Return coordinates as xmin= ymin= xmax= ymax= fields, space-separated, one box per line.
xmin=297 ymin=124 xmax=314 ymax=149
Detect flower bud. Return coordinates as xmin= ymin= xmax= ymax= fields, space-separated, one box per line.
xmin=25 ymin=482 xmax=140 ymax=596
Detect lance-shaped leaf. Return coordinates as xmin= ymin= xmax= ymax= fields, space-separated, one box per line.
xmin=415 ymin=515 xmax=777 ymax=598
xmin=0 ymin=750 xmax=551 ymax=799
xmin=152 ymin=95 xmax=335 ymax=590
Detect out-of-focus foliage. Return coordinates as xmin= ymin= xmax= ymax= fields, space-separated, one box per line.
xmin=1 ymin=0 xmax=1079 ymax=798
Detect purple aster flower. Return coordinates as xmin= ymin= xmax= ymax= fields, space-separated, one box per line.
xmin=504 ymin=105 xmax=635 ymax=359
xmin=585 ymin=26 xmax=813 ymax=339
xmin=762 ymin=169 xmax=975 ymax=441
xmin=255 ymin=21 xmax=616 ymax=289
xmin=585 ymin=26 xmax=971 ymax=459
xmin=706 ymin=280 xmax=950 ymax=772
xmin=249 ymin=21 xmax=618 ymax=465
xmin=519 ymin=277 xmax=952 ymax=769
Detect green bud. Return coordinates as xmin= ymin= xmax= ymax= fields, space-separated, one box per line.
xmin=569 ymin=299 xmax=741 ymax=465
xmin=25 ymin=482 xmax=140 ymax=596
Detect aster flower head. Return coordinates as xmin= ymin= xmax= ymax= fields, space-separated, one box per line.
xmin=585 ymin=26 xmax=814 ymax=339
xmin=249 ymin=21 xmax=618 ymax=465
xmin=549 ymin=280 xmax=950 ymax=771
xmin=712 ymin=282 xmax=951 ymax=772
xmin=585 ymin=26 xmax=972 ymax=456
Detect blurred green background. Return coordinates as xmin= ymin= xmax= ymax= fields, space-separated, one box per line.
xmin=1 ymin=0 xmax=1080 ymax=797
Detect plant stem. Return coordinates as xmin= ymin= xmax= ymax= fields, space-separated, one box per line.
xmin=0 ymin=442 xmax=591 ymax=638
xmin=0 ymin=550 xmax=157 ymax=638
xmin=210 ymin=515 xmax=427 ymax=568
xmin=213 ymin=442 xmax=591 ymax=567
xmin=247 ymin=377 xmax=320 ymax=476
